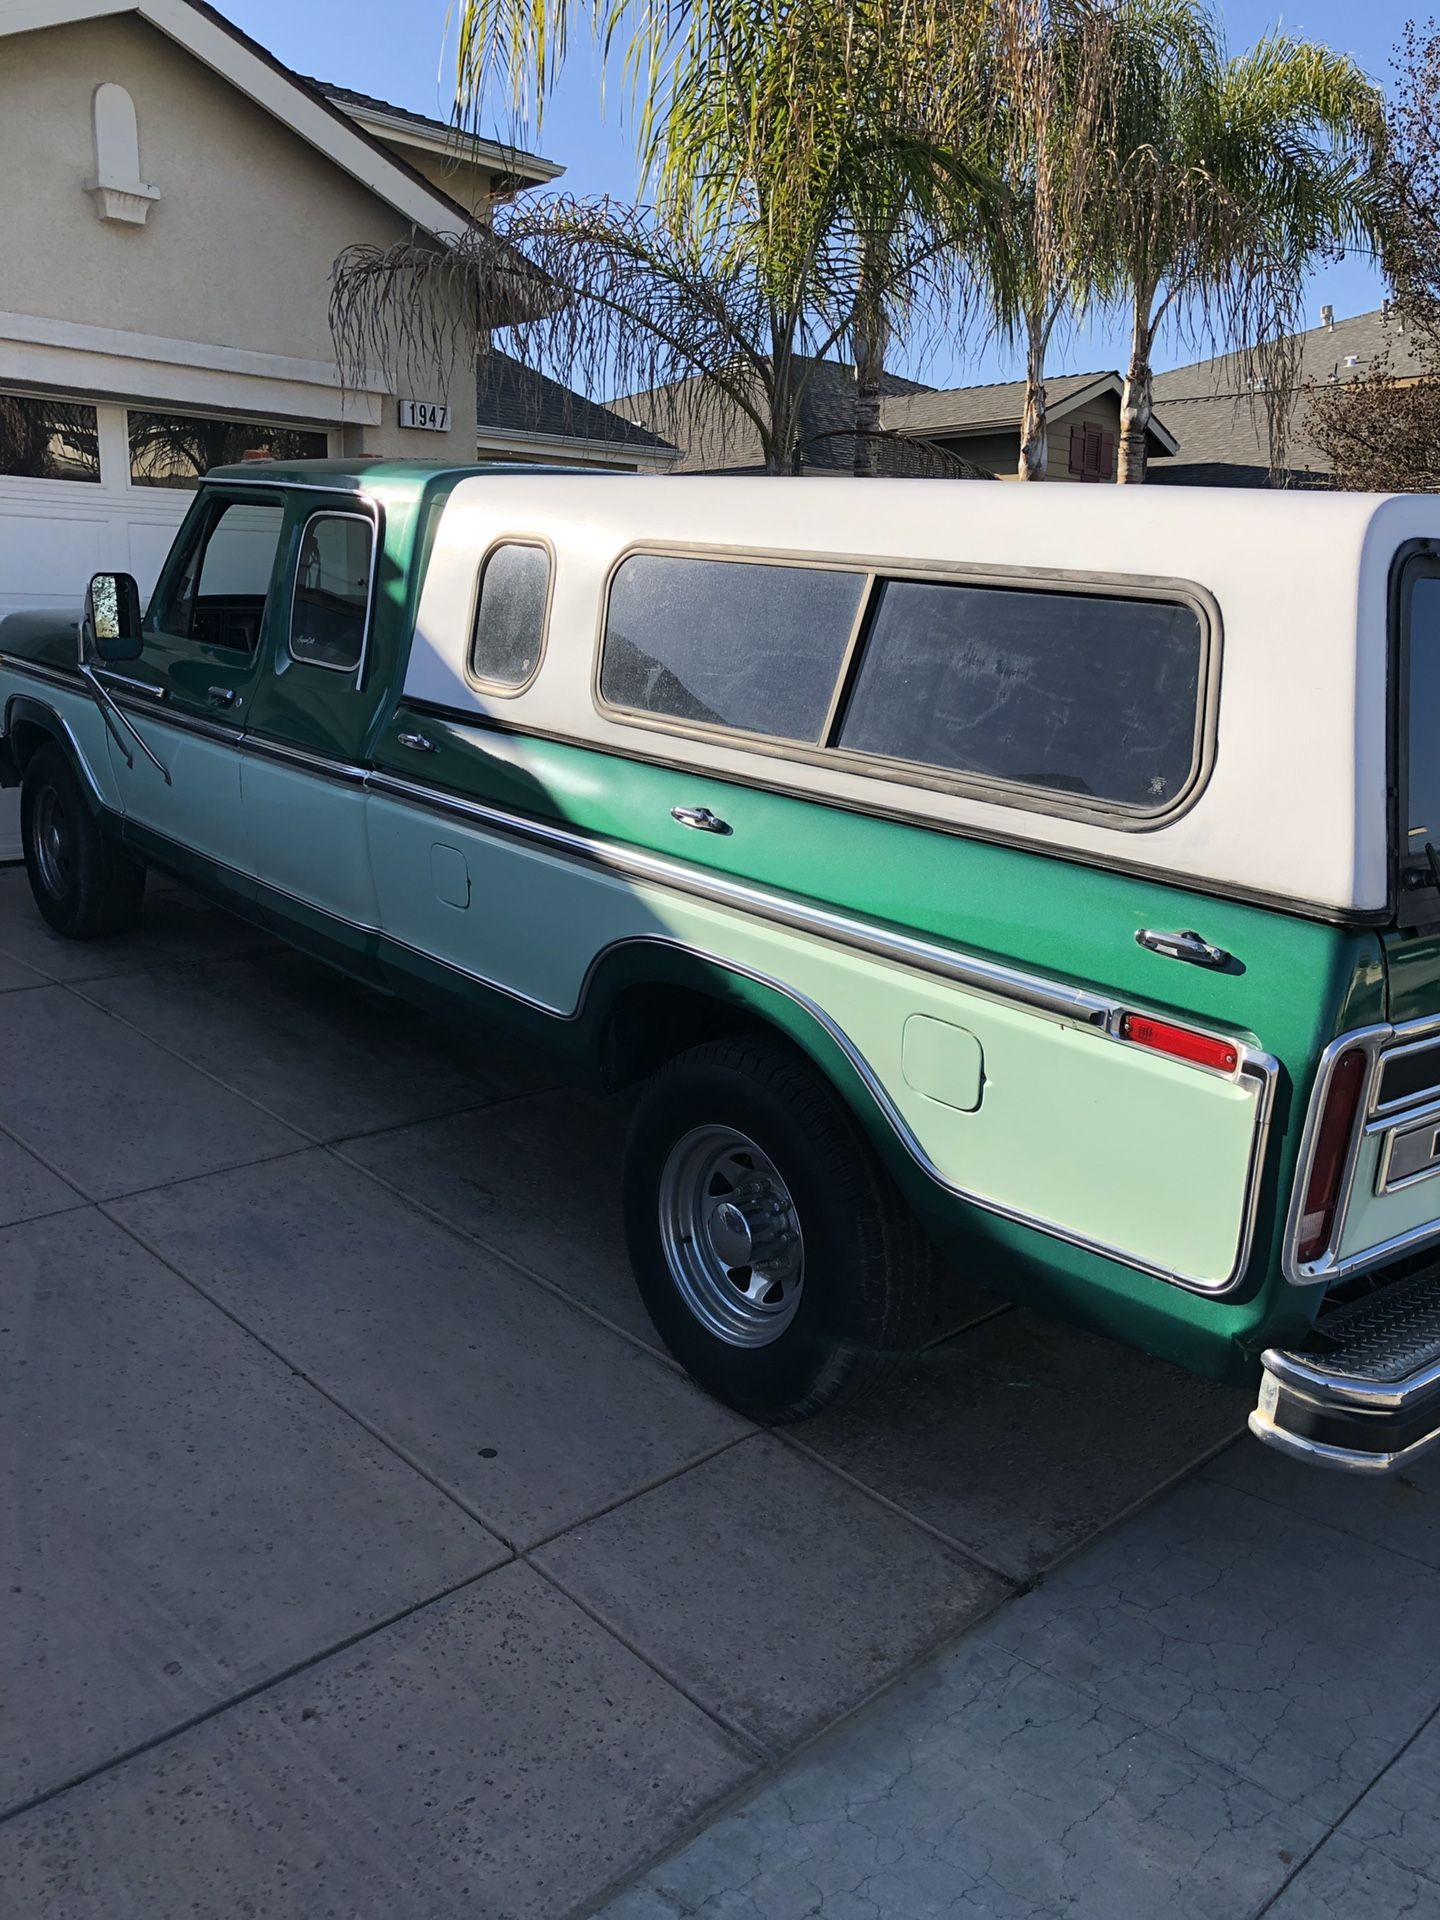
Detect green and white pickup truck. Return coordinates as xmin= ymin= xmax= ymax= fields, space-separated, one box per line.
xmin=4 ymin=459 xmax=1440 ymax=1471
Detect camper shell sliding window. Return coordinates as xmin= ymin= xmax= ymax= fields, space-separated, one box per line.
xmin=596 ymin=548 xmax=1212 ymax=826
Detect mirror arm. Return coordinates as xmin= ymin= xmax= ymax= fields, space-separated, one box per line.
xmin=79 ymin=664 xmax=133 ymax=768
xmin=80 ymin=664 xmax=171 ymax=785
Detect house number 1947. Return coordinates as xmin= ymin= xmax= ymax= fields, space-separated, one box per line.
xmin=398 ymin=399 xmax=450 ymax=432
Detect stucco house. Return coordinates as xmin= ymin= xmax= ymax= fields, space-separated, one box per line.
xmin=0 ymin=0 xmax=512 ymax=616
xmin=0 ymin=0 xmax=673 ymax=854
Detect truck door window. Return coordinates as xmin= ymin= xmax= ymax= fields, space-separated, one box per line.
xmin=289 ymin=513 xmax=374 ymax=674
xmin=153 ymin=500 xmax=284 ymax=652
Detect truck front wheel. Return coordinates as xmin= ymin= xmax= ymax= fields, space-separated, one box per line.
xmin=21 ymin=742 xmax=145 ymax=939
xmin=622 ymin=1034 xmax=937 ymax=1422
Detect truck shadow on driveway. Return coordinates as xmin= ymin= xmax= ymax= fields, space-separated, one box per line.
xmin=0 ymin=866 xmax=1260 ymax=1919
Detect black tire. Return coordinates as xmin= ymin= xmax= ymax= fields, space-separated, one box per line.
xmin=21 ymin=741 xmax=146 ymax=939
xmin=623 ymin=1034 xmax=937 ymax=1422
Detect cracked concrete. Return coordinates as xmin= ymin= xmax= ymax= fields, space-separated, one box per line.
xmin=603 ymin=1453 xmax=1440 ymax=1919
xmin=2 ymin=866 xmax=1377 ymax=1918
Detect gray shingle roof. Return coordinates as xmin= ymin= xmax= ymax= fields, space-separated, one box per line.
xmin=882 ymin=370 xmax=1114 ymax=434
xmin=1150 ymin=307 xmax=1429 ymax=484
xmin=1152 ymin=306 xmax=1427 ymax=403
xmin=478 ymin=352 xmax=675 ymax=454
xmin=616 ymin=359 xmax=1183 ymax=468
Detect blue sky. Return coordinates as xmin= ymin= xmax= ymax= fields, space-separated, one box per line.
xmin=228 ymin=0 xmax=1401 ymax=390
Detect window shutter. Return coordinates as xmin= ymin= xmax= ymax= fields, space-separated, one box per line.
xmin=1067 ymin=422 xmax=1115 ymax=481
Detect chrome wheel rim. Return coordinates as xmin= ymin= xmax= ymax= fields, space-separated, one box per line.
xmin=33 ymin=786 xmax=72 ymax=898
xmin=657 ymin=1125 xmax=805 ymax=1348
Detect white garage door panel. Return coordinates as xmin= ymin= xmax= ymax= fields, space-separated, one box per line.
xmin=0 ymin=508 xmax=111 ymax=607
xmin=0 ymin=402 xmax=190 ymax=857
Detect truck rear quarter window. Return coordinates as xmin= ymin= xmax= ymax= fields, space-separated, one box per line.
xmin=836 ymin=579 xmax=1205 ymax=809
xmin=601 ymin=553 xmax=865 ymax=741
xmin=290 ymin=513 xmax=373 ymax=674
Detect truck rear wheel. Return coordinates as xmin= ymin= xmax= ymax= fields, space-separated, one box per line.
xmin=622 ymin=1034 xmax=936 ymax=1422
xmin=21 ymin=742 xmax=145 ymax=939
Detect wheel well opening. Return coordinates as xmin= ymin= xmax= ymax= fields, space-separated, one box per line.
xmin=600 ymin=982 xmax=779 ymax=1090
xmin=8 ymin=717 xmax=53 ymax=774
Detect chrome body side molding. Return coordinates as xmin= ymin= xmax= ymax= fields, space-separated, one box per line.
xmin=366 ymin=768 xmax=1120 ymax=1030
xmin=0 ymin=649 xmax=1277 ymax=1300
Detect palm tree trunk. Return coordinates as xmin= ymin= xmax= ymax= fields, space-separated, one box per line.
xmin=767 ymin=319 xmax=804 ymax=475
xmin=1018 ymin=309 xmax=1048 ymax=480
xmin=1118 ymin=293 xmax=1154 ymax=484
xmin=852 ymin=234 xmax=890 ymax=477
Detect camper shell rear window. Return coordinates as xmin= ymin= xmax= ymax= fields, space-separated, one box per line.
xmin=596 ymin=549 xmax=1213 ymax=824
xmin=1398 ymin=551 xmax=1440 ymax=920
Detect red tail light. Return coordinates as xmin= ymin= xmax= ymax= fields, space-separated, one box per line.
xmin=1296 ymin=1048 xmax=1368 ymax=1264
xmin=1119 ymin=1013 xmax=1240 ymax=1075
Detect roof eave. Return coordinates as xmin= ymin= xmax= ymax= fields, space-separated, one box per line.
xmin=337 ymin=101 xmax=564 ymax=188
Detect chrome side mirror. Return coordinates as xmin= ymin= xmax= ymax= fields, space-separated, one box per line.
xmin=82 ymin=572 xmax=143 ymax=663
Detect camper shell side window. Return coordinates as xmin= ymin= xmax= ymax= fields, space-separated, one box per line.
xmin=595 ymin=547 xmax=1215 ymax=826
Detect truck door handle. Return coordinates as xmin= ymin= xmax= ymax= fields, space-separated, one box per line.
xmin=1136 ymin=927 xmax=1232 ymax=969
xmin=397 ymin=731 xmax=436 ymax=753
xmin=671 ymin=804 xmax=731 ymax=835
xmin=206 ymin=686 xmax=237 ymax=708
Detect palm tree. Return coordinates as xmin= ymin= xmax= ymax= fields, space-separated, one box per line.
xmin=1094 ymin=9 xmax=1386 ymax=482
xmin=451 ymin=0 xmax=1011 ymax=470
xmin=978 ymin=0 xmax=1116 ymax=479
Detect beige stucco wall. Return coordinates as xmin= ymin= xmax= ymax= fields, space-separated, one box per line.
xmin=0 ymin=14 xmax=475 ymax=459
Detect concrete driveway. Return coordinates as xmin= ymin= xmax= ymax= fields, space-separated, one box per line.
xmin=0 ymin=863 xmax=1251 ymax=1918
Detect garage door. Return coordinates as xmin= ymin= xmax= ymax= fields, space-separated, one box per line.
xmin=0 ymin=393 xmax=326 ymax=859
xmin=0 ymin=401 xmax=192 ymax=615
xmin=0 ymin=399 xmax=189 ymax=858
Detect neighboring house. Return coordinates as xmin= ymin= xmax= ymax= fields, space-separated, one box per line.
xmin=613 ymin=360 xmax=948 ymax=475
xmin=1150 ymin=306 xmax=1430 ymax=488
xmin=881 ymin=371 xmax=1176 ymax=481
xmin=615 ymin=359 xmax=1175 ymax=479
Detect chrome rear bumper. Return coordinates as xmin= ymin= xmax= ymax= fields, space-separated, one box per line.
xmin=1251 ymin=1265 xmax=1440 ymax=1473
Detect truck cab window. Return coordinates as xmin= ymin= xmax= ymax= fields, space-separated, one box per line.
xmin=153 ymin=499 xmax=284 ymax=652
xmin=290 ymin=513 xmax=374 ymax=674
